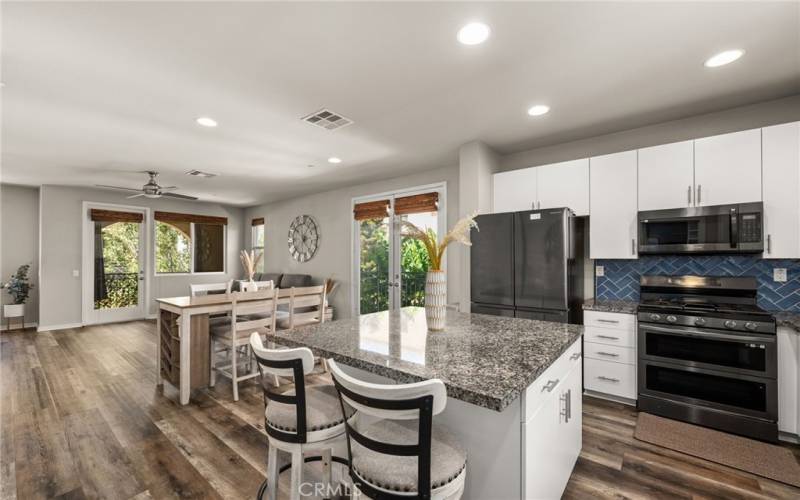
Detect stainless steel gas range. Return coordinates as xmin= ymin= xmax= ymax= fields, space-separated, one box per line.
xmin=636 ymin=275 xmax=778 ymax=442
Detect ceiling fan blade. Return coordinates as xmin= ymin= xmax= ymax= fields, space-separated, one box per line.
xmin=159 ymin=186 xmax=178 ymax=191
xmin=96 ymin=184 xmax=142 ymax=193
xmin=126 ymin=193 xmax=146 ymax=199
xmin=161 ymin=192 xmax=198 ymax=201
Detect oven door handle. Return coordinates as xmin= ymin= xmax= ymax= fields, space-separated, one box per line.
xmin=641 ymin=324 xmax=773 ymax=344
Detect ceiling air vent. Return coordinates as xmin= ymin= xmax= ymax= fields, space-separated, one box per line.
xmin=186 ymin=170 xmax=217 ymax=178
xmin=301 ymin=108 xmax=353 ymax=130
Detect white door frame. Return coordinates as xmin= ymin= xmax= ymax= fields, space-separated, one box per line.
xmin=81 ymin=201 xmax=152 ymax=325
xmin=350 ymin=182 xmax=447 ymax=317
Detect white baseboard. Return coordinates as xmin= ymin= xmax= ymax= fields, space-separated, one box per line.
xmin=37 ymin=322 xmax=84 ymax=332
xmin=779 ymin=432 xmax=799 ymax=444
xmin=1 ymin=321 xmax=38 ymax=332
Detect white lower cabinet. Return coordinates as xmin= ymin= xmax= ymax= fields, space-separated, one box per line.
xmin=523 ymin=338 xmax=582 ymax=499
xmin=583 ymin=311 xmax=637 ymax=401
xmin=778 ymin=326 xmax=799 ymax=436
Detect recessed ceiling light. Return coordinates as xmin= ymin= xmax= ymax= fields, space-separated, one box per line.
xmin=327 ymin=157 xmax=342 ymax=164
xmin=704 ymin=49 xmax=744 ymax=68
xmin=196 ymin=116 xmax=218 ymax=127
xmin=457 ymin=22 xmax=490 ymax=45
xmin=527 ymin=105 xmax=550 ymax=117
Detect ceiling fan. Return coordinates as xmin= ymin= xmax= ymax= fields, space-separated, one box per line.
xmin=97 ymin=171 xmax=198 ymax=200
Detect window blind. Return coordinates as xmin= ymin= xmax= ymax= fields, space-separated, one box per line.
xmin=154 ymin=211 xmax=227 ymax=225
xmin=394 ymin=192 xmax=439 ymax=216
xmin=252 ymin=217 xmax=265 ymax=226
xmin=353 ymin=200 xmax=390 ymax=221
xmin=90 ymin=209 xmax=143 ymax=223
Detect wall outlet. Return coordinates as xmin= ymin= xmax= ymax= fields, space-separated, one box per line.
xmin=596 ymin=265 xmax=605 ymax=277
xmin=72 ymin=269 xmax=80 ymax=278
xmin=774 ymin=268 xmax=787 ymax=283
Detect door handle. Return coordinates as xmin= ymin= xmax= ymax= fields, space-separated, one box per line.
xmin=696 ymin=184 xmax=702 ymax=204
xmin=560 ymin=389 xmax=571 ymax=423
xmin=767 ymin=234 xmax=771 ymax=254
xmin=541 ymin=379 xmax=559 ymax=393
xmin=631 ymin=238 xmax=636 ymax=255
xmin=597 ymin=319 xmax=619 ymax=324
xmin=597 ymin=376 xmax=620 ymax=383
xmin=687 ymin=185 xmax=692 ymax=206
xmin=596 ymin=351 xmax=620 ymax=357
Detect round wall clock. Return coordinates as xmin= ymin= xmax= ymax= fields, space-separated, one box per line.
xmin=287 ymin=215 xmax=319 ymax=262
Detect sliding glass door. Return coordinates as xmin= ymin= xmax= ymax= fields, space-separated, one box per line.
xmin=354 ymin=186 xmax=445 ymax=315
xmin=84 ymin=205 xmax=147 ymax=324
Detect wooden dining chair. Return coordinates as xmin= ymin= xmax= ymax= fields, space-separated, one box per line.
xmin=189 ymin=281 xmax=232 ymax=296
xmin=280 ymin=285 xmax=327 ymax=330
xmin=210 ymin=289 xmax=279 ymax=401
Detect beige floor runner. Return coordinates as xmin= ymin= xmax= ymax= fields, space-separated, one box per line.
xmin=634 ymin=412 xmax=800 ymax=488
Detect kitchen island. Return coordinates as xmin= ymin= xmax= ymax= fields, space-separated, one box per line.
xmin=272 ymin=307 xmax=584 ymax=500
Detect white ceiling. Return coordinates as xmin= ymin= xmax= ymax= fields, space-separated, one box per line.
xmin=2 ymin=2 xmax=799 ymax=206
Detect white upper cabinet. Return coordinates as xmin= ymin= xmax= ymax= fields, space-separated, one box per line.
xmin=590 ymin=151 xmax=638 ymax=259
xmin=638 ymin=141 xmax=694 ymax=211
xmin=694 ymin=129 xmax=762 ymax=206
xmin=537 ymin=159 xmax=590 ymax=216
xmin=493 ymin=167 xmax=538 ymax=213
xmin=762 ymin=121 xmax=800 ymax=259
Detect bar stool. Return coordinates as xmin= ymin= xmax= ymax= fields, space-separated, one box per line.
xmin=328 ymin=360 xmax=467 ymax=500
xmin=250 ymin=333 xmax=349 ymax=500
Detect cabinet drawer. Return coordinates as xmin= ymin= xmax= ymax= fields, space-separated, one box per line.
xmin=525 ymin=338 xmax=582 ymax=417
xmin=584 ymin=311 xmax=636 ymax=332
xmin=584 ymin=342 xmax=636 ymax=365
xmin=583 ymin=325 xmax=636 ymax=348
xmin=585 ymin=359 xmax=637 ymax=399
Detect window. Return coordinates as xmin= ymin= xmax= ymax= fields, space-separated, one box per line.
xmin=155 ymin=212 xmax=227 ymax=274
xmin=252 ymin=217 xmax=265 ymax=273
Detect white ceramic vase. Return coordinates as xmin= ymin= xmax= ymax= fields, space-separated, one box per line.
xmin=425 ymin=270 xmax=447 ymax=331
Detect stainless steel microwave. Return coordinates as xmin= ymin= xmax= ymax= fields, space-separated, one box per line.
xmin=638 ymin=202 xmax=763 ymax=255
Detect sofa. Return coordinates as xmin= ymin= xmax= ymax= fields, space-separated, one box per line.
xmin=254 ymin=273 xmax=312 ymax=289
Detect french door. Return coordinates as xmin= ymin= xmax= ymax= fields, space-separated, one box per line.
xmin=83 ymin=203 xmax=148 ymax=324
xmin=353 ymin=185 xmax=445 ymax=316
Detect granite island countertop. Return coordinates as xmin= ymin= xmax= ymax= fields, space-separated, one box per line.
xmin=271 ymin=306 xmax=583 ymax=412
xmin=583 ymin=299 xmax=639 ymax=315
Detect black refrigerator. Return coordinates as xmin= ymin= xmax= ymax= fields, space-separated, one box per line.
xmin=470 ymin=207 xmax=585 ymax=324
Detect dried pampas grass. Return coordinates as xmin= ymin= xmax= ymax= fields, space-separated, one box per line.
xmin=401 ymin=212 xmax=479 ymax=270
xmin=240 ymin=250 xmax=263 ymax=281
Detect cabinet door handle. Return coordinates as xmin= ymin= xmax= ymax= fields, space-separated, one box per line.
xmin=631 ymin=238 xmax=636 ymax=255
xmin=560 ymin=389 xmax=572 ymax=423
xmin=596 ymin=334 xmax=620 ymax=340
xmin=596 ymin=351 xmax=619 ymax=357
xmin=767 ymin=234 xmax=771 ymax=254
xmin=569 ymin=352 xmax=581 ymax=361
xmin=541 ymin=379 xmax=559 ymax=393
xmin=597 ymin=376 xmax=620 ymax=383
xmin=687 ymin=185 xmax=692 ymax=206
xmin=696 ymin=184 xmax=702 ymax=204
xmin=597 ymin=319 xmax=619 ymax=324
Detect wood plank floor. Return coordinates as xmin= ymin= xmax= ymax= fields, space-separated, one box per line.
xmin=1 ymin=320 xmax=799 ymax=499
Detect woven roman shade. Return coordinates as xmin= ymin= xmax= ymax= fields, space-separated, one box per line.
xmin=252 ymin=217 xmax=265 ymax=226
xmin=90 ymin=209 xmax=143 ymax=223
xmin=353 ymin=200 xmax=390 ymax=221
xmin=154 ymin=211 xmax=227 ymax=225
xmin=394 ymin=192 xmax=439 ymax=216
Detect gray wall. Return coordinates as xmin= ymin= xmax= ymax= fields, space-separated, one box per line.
xmin=500 ymin=94 xmax=800 ymax=172
xmin=38 ymin=185 xmax=245 ymax=329
xmin=1 ymin=184 xmax=40 ymax=327
xmin=244 ymin=165 xmax=460 ymax=319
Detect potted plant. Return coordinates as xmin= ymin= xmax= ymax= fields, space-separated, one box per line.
xmin=2 ymin=264 xmax=34 ymax=322
xmin=402 ymin=213 xmax=478 ymax=331
xmin=239 ymin=250 xmax=263 ymax=291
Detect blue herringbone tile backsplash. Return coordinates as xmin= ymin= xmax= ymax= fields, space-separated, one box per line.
xmin=596 ymin=256 xmax=800 ymax=312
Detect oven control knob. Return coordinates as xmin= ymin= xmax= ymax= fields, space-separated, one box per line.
xmin=694 ymin=318 xmax=706 ymax=327
xmin=649 ymin=314 xmax=662 ymax=322
xmin=666 ymin=315 xmax=677 ymax=323
xmin=744 ymin=322 xmax=758 ymax=331
xmin=724 ymin=320 xmax=737 ymax=329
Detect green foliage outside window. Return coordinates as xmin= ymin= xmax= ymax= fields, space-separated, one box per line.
xmin=156 ymin=221 xmax=191 ymax=273
xmin=94 ymin=222 xmax=140 ymax=309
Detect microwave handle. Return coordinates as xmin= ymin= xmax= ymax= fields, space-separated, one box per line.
xmin=730 ymin=209 xmax=739 ymax=248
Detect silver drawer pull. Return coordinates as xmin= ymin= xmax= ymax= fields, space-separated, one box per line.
xmin=596 ymin=351 xmax=619 ymax=357
xmin=597 ymin=376 xmax=620 ymax=383
xmin=569 ymin=352 xmax=581 ymax=361
xmin=596 ymin=334 xmax=620 ymax=340
xmin=597 ymin=319 xmax=620 ymax=324
xmin=541 ymin=379 xmax=560 ymax=393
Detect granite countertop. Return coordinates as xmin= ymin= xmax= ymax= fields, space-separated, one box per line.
xmin=271 ymin=306 xmax=583 ymax=412
xmin=774 ymin=311 xmax=800 ymax=332
xmin=582 ymin=299 xmax=639 ymax=315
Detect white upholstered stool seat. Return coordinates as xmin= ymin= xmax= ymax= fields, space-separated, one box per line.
xmin=351 ymin=419 xmax=467 ymax=493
